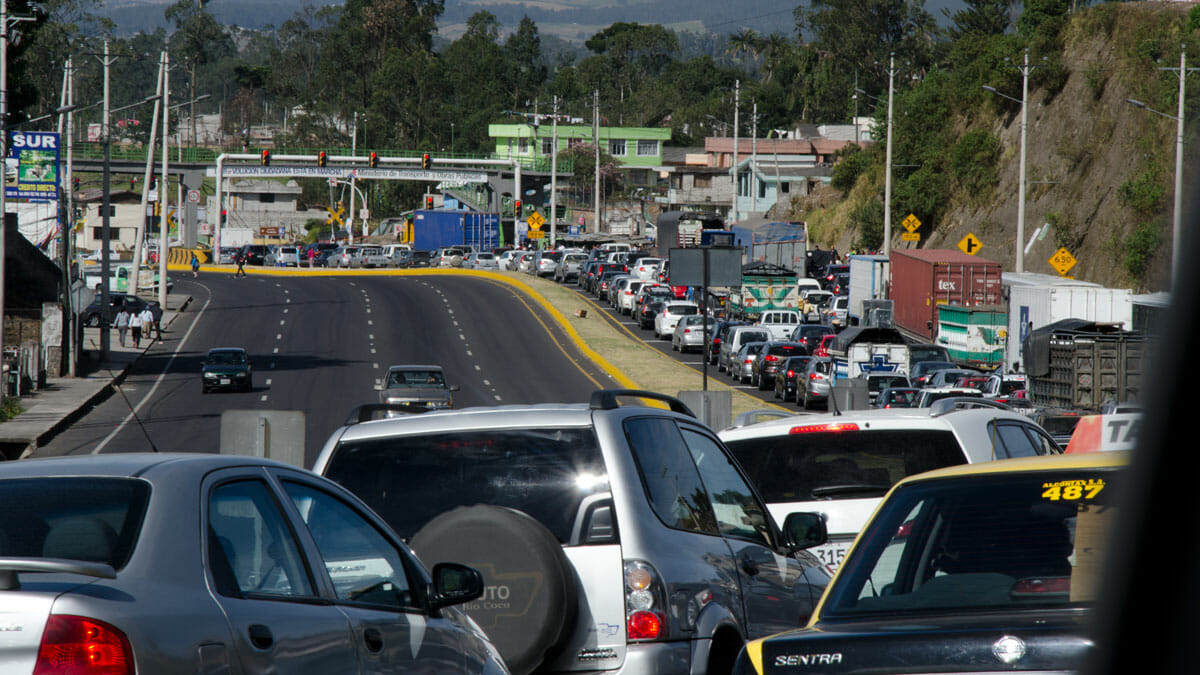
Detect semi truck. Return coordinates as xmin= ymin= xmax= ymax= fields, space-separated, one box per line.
xmin=889 ymin=248 xmax=1004 ymax=342
xmin=407 ymin=210 xmax=501 ymax=251
xmin=1002 ymin=273 xmax=1133 ymax=373
xmin=725 ymin=261 xmax=799 ymax=321
xmin=847 ymin=254 xmax=890 ymax=326
xmin=1022 ymin=319 xmax=1148 ymax=411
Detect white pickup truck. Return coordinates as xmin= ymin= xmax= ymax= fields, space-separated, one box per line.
xmin=757 ymin=309 xmax=802 ymax=342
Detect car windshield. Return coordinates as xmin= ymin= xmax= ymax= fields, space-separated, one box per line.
xmin=821 ymin=468 xmax=1121 ymax=618
xmin=0 ymin=477 xmax=150 ymax=570
xmin=387 ymin=370 xmax=445 ymax=388
xmin=323 ymin=428 xmax=607 ymax=543
xmin=724 ymin=428 xmax=966 ymax=503
xmin=207 ymin=350 xmax=247 ymax=365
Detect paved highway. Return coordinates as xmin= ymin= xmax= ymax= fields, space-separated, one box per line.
xmin=37 ymin=272 xmax=618 ymax=465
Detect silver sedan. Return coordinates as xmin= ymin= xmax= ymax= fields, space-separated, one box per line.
xmin=671 ymin=315 xmax=716 ymax=353
xmin=0 ymin=453 xmax=507 ymax=674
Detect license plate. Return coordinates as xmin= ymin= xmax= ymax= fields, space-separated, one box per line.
xmin=813 ymin=540 xmax=853 ymax=571
xmin=219 ymin=378 xmax=231 ymax=385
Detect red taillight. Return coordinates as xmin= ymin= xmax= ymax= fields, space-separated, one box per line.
xmin=786 ymin=369 xmax=795 ymax=377
xmin=35 ymin=615 xmax=134 ymax=675
xmin=627 ymin=610 xmax=665 ymax=640
xmin=790 ymin=422 xmax=860 ymax=434
xmin=765 ymin=355 xmax=779 ymax=362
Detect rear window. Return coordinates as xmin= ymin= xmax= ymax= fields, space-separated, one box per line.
xmin=725 ymin=429 xmax=966 ymax=503
xmin=668 ymin=305 xmax=699 ymax=315
xmin=769 ymin=344 xmax=805 ymax=356
xmin=0 ymin=477 xmax=150 ymax=569
xmin=322 ymin=428 xmax=607 ymax=544
xmin=738 ymin=330 xmax=768 ymax=344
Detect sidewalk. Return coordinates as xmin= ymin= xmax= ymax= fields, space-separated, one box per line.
xmin=0 ymin=293 xmax=193 ymax=460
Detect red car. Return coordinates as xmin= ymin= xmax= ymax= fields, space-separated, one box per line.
xmin=812 ymin=334 xmax=835 ymax=357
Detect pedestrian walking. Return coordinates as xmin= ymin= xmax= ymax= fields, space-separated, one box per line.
xmin=149 ymin=301 xmax=164 ymax=340
xmin=129 ymin=309 xmax=144 ymax=348
xmin=115 ymin=307 xmax=131 ymax=347
xmin=307 ymin=246 xmax=317 ymax=267
xmin=235 ymin=253 xmax=247 ymax=277
xmin=191 ymin=253 xmax=200 ymax=278
xmin=138 ymin=305 xmax=156 ymax=344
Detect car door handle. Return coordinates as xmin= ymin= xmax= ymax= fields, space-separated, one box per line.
xmin=741 ymin=557 xmax=760 ymax=576
xmin=248 ymin=624 xmax=274 ymax=650
xmin=363 ymin=627 xmax=384 ymax=653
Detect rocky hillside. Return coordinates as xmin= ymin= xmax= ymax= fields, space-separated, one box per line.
xmin=799 ymin=2 xmax=1194 ymax=293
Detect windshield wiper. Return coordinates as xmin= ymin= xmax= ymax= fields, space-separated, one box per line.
xmin=810 ymin=484 xmax=891 ymax=499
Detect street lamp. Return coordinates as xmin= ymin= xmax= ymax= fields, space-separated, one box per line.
xmin=1126 ymin=46 xmax=1193 ymax=287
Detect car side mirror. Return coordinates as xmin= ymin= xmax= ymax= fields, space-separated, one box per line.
xmin=374 ymin=381 xmax=384 ymax=391
xmin=783 ymin=512 xmax=828 ymax=551
xmin=429 ymin=562 xmax=484 ymax=611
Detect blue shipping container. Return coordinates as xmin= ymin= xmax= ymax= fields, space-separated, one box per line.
xmin=412 ymin=210 xmax=500 ymax=251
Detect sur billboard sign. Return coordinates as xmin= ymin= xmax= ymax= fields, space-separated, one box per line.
xmin=6 ymin=131 xmax=60 ymax=203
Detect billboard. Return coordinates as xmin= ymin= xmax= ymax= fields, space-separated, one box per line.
xmin=6 ymin=131 xmax=61 ymax=202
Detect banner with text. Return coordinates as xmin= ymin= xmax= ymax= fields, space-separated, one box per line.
xmin=6 ymin=131 xmax=61 ymax=202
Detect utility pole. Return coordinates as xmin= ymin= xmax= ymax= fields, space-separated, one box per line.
xmin=883 ymin=54 xmax=895 ymax=256
xmin=0 ymin=0 xmax=9 ymax=386
xmin=593 ymin=90 xmax=600 ymax=233
xmin=731 ymin=80 xmax=739 ymax=225
xmin=98 ymin=40 xmax=117 ymax=359
xmin=57 ymin=59 xmax=72 ymax=376
xmin=751 ymin=102 xmax=757 ymax=215
xmin=158 ymin=49 xmax=170 ymax=308
xmin=1015 ymin=49 xmax=1035 ymax=274
xmin=551 ymin=95 xmax=558 ymax=247
xmin=130 ymin=52 xmax=164 ymax=299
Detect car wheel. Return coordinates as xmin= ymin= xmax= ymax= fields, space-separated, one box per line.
xmin=802 ymin=389 xmax=811 ymax=409
xmin=412 ymin=505 xmax=578 ymax=675
xmin=201 ymin=384 xmax=208 ymax=394
xmin=773 ymin=384 xmax=781 ymax=399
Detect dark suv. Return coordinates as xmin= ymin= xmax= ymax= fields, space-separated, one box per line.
xmin=238 ymin=244 xmax=270 ymax=265
xmin=313 ymin=390 xmax=832 ymax=675
xmin=83 ymin=292 xmax=147 ymax=327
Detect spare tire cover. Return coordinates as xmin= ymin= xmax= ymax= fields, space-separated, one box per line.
xmin=411 ymin=504 xmax=578 ymax=675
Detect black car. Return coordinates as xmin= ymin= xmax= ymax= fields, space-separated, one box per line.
xmin=238 ymin=244 xmax=270 ymax=265
xmin=83 ymin=292 xmax=147 ymax=327
xmin=409 ymin=250 xmax=433 ymax=267
xmin=638 ymin=300 xmax=665 ymax=329
xmin=791 ymin=323 xmax=835 ymax=350
xmin=820 ymin=263 xmax=849 ymax=291
xmin=774 ymin=355 xmax=813 ymax=402
xmin=201 ymin=347 xmax=253 ymax=393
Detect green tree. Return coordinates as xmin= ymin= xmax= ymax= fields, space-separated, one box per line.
xmin=505 ymin=16 xmax=547 ymax=111
xmin=166 ymin=0 xmax=235 ymax=138
xmin=946 ymin=0 xmax=1012 ymax=40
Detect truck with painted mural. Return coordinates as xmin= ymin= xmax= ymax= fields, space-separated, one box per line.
xmin=934 ymin=304 xmax=1007 ymax=371
xmin=725 ymin=261 xmax=799 ymax=321
xmin=827 ymin=326 xmax=911 ymax=380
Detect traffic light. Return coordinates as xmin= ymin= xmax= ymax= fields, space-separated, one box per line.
xmin=220 ymin=209 xmax=227 ymax=224
xmin=260 ymin=150 xmax=271 ymax=166
xmin=514 ymin=200 xmax=522 ymax=218
xmin=421 ymin=153 xmax=431 ymax=170
xmin=148 ymin=175 xmax=156 ymax=190
xmin=425 ymin=195 xmax=434 ymax=209
xmin=75 ymin=177 xmax=81 ymax=191
xmin=369 ymin=152 xmax=378 ymax=168
xmin=318 ymin=151 xmax=327 ymax=168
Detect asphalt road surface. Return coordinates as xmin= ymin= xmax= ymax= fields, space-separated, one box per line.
xmin=37 ymin=272 xmax=619 ymax=466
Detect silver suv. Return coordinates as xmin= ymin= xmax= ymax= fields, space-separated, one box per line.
xmin=313 ymin=390 xmax=831 ymax=675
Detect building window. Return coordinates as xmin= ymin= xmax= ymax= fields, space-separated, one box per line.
xmin=694 ymin=175 xmax=713 ymax=188
xmin=670 ymin=174 xmax=683 ymax=189
xmin=781 ymin=182 xmax=790 ymax=194
xmin=568 ymin=138 xmax=584 ymax=149
xmin=541 ymin=138 xmax=555 ymax=155
xmin=637 ymin=140 xmax=659 ymax=156
xmin=609 ymin=139 xmax=626 ymax=156
xmin=518 ymin=138 xmax=530 ymax=154
xmin=260 ymin=193 xmax=275 ymax=203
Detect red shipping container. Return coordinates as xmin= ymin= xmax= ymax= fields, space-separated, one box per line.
xmin=889 ymin=249 xmax=1004 ymax=341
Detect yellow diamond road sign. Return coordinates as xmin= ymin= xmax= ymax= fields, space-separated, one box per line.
xmin=958 ymin=233 xmax=982 ymax=256
xmin=1050 ymin=247 xmax=1077 ymax=276
xmin=526 ymin=211 xmax=546 ymax=231
xmin=901 ymin=213 xmax=921 ymax=233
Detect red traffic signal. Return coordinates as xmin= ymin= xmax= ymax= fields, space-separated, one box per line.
xmin=514 ymin=200 xmax=522 ymax=216
xmin=369 ymin=152 xmax=378 ymax=168
xmin=425 ymin=195 xmax=434 ymax=209
xmin=318 ymin=151 xmax=327 ymax=168
xmin=260 ymin=150 xmax=271 ymax=166
xmin=220 ymin=209 xmax=227 ymax=224
xmin=421 ymin=153 xmax=431 ymax=170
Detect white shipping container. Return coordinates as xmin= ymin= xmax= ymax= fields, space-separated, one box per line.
xmin=847 ymin=254 xmax=890 ymax=323
xmin=1006 ymin=284 xmax=1134 ymax=371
